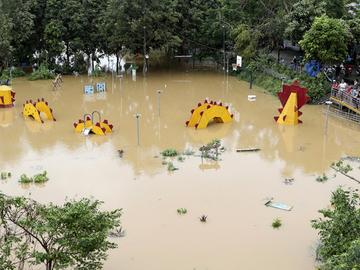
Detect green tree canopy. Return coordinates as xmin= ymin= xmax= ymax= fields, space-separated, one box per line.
xmin=312 ymin=187 xmax=360 ymax=263
xmin=299 ymin=15 xmax=351 ymax=64
xmin=0 ymin=193 xmax=122 ymax=270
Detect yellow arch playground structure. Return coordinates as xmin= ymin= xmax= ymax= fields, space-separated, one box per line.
xmin=0 ymin=85 xmax=16 ymax=108
xmin=22 ymin=98 xmax=56 ymax=123
xmin=186 ymin=99 xmax=233 ymax=129
xmin=73 ymin=111 xmax=113 ymax=136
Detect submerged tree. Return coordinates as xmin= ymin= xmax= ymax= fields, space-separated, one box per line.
xmin=0 ymin=193 xmax=122 ymax=270
xmin=312 ymin=187 xmax=360 ymax=267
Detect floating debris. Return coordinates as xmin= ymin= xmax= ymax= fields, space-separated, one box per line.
xmin=265 ymin=199 xmax=293 ymax=211
xmin=283 ymin=178 xmax=295 ymax=185
xmin=236 ymin=148 xmax=261 ymax=153
xmin=183 ymin=149 xmax=195 ymax=156
xmin=199 ymin=215 xmax=208 ymax=223
xmin=177 ymin=156 xmax=185 ymax=162
xmin=298 ymin=146 xmax=306 ymax=152
xmin=342 ymin=156 xmax=360 ymax=163
xmin=117 ymin=149 xmax=124 ymax=158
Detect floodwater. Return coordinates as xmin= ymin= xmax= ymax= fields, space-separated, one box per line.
xmin=1 ymin=70 xmax=360 ymax=270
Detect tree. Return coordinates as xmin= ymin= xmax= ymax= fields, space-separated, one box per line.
xmin=285 ymin=0 xmax=325 ymax=43
xmin=1 ymin=0 xmax=35 ymax=65
xmin=0 ymin=12 xmax=13 ymax=71
xmin=299 ymin=15 xmax=351 ymax=64
xmin=0 ymin=193 xmax=122 ymax=270
xmin=322 ymin=240 xmax=360 ymax=270
xmin=231 ymin=24 xmax=260 ymax=60
xmin=324 ymin=0 xmax=345 ymax=19
xmin=312 ymin=187 xmax=360 ymax=263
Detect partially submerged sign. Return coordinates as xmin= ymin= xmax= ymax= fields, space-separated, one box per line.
xmin=265 ymin=199 xmax=293 ymax=211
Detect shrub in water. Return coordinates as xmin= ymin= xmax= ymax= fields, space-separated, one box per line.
xmin=33 ymin=171 xmax=49 ymax=183
xmin=28 ymin=64 xmax=55 ymax=81
xmin=272 ymin=218 xmax=282 ymax=229
xmin=161 ymin=149 xmax=178 ymax=157
xmin=19 ymin=174 xmax=33 ymax=184
xmin=177 ymin=208 xmax=187 ymax=215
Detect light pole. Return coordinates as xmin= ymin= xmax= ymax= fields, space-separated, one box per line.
xmin=135 ymin=113 xmax=141 ymax=146
xmin=157 ymin=90 xmax=162 ymax=117
xmin=222 ymin=25 xmax=226 ymax=72
xmin=143 ymin=26 xmax=148 ymax=75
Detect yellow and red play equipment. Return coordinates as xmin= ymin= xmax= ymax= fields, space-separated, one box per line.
xmin=274 ymin=81 xmax=310 ymax=125
xmin=186 ymin=99 xmax=233 ymax=129
xmin=73 ymin=111 xmax=113 ymax=136
xmin=22 ymin=98 xmax=56 ymax=123
xmin=0 ymin=85 xmax=15 ymax=108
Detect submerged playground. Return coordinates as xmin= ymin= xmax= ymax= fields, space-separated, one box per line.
xmin=1 ymin=70 xmax=360 ymax=270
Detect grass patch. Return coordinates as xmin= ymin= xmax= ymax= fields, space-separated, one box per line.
xmin=272 ymin=218 xmax=282 ymax=229
xmin=161 ymin=148 xmax=178 ymax=157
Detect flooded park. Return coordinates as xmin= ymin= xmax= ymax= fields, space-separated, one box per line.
xmin=1 ymin=70 xmax=359 ymax=270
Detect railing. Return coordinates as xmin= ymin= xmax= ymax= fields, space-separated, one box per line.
xmin=330 ymin=88 xmax=360 ymax=113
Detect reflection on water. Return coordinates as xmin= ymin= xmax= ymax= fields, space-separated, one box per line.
xmin=0 ymin=71 xmax=360 ymax=270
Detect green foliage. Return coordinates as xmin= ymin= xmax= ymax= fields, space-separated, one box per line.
xmin=232 ymin=24 xmax=260 ymax=60
xmin=33 ymin=171 xmax=49 ymax=183
xmin=0 ymin=172 xmax=11 ymax=180
xmin=332 ymin=160 xmax=353 ymax=174
xmin=199 ymin=139 xmax=224 ymax=160
xmin=161 ymin=148 xmax=179 ymax=157
xmin=312 ymin=188 xmax=360 ymax=263
xmin=0 ymin=193 xmax=122 ymax=270
xmin=299 ymin=15 xmax=351 ymax=65
xmin=238 ymin=55 xmax=331 ymax=103
xmin=19 ymin=171 xmax=49 ymax=184
xmin=177 ymin=208 xmax=187 ymax=215
xmin=316 ymin=174 xmax=329 ymax=183
xmin=19 ymin=174 xmax=33 ymax=184
xmin=91 ymin=65 xmax=105 ymax=77
xmin=167 ymin=162 xmax=178 ymax=172
xmin=272 ymin=218 xmax=282 ymax=229
xmin=28 ymin=64 xmax=55 ymax=81
xmin=285 ymin=0 xmax=325 ymax=42
xmin=321 ymin=239 xmax=360 ymax=270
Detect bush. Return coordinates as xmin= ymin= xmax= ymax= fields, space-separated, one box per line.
xmin=312 ymin=188 xmax=360 ymax=264
xmin=161 ymin=149 xmax=178 ymax=157
xmin=238 ymin=55 xmax=331 ymax=103
xmin=0 ymin=67 xmax=26 ymax=80
xmin=28 ymin=64 xmax=55 ymax=81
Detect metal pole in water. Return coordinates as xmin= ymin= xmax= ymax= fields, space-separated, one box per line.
xmin=157 ymin=90 xmax=162 ymax=117
xmin=135 ymin=113 xmax=141 ymax=146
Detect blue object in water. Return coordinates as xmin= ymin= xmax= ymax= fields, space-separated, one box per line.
xmin=304 ymin=60 xmax=321 ymax=77
xmin=96 ymin=82 xmax=106 ymax=92
xmin=84 ymin=85 xmax=94 ymax=94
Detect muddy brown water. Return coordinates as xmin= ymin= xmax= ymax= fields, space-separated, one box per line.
xmin=1 ymin=71 xmax=360 ymax=270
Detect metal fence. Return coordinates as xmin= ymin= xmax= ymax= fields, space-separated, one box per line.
xmin=330 ymin=88 xmax=360 ymax=112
